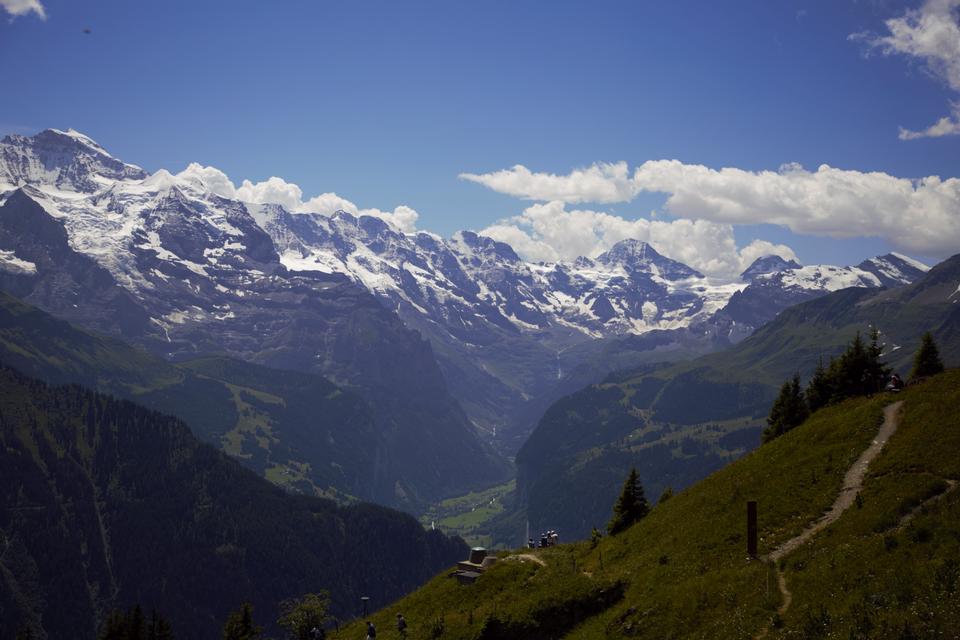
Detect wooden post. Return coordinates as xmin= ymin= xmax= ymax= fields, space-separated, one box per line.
xmin=747 ymin=501 xmax=758 ymax=558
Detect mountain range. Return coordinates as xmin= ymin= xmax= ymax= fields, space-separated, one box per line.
xmin=0 ymin=129 xmax=929 ymax=458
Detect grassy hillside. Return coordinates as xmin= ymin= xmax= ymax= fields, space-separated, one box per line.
xmin=511 ymin=255 xmax=960 ymax=541
xmin=343 ymin=370 xmax=960 ymax=639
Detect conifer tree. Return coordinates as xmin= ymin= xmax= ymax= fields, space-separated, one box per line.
xmin=147 ymin=610 xmax=175 ymax=640
xmin=865 ymin=328 xmax=891 ymax=394
xmin=763 ymin=373 xmax=808 ymax=443
xmin=98 ymin=606 xmax=173 ymax=640
xmin=833 ymin=331 xmax=868 ymax=399
xmin=805 ymin=357 xmax=833 ymax=414
xmin=910 ymin=332 xmax=945 ymax=381
xmin=129 ymin=605 xmax=145 ymax=640
xmin=223 ymin=603 xmax=262 ymax=640
xmin=607 ymin=467 xmax=649 ymax=535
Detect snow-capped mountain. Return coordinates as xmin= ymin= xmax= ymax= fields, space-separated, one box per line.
xmin=0 ymin=129 xmax=930 ymax=450
xmin=0 ymin=130 xmax=510 ymax=507
xmin=740 ymin=255 xmax=802 ymax=282
xmin=719 ymin=253 xmax=928 ymax=329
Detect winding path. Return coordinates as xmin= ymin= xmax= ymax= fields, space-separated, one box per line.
xmin=755 ymin=401 xmax=903 ymax=639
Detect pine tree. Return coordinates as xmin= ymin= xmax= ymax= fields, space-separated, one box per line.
xmin=865 ymin=327 xmax=892 ymax=394
xmin=763 ymin=373 xmax=808 ymax=443
xmin=99 ymin=610 xmax=129 ymax=640
xmin=607 ymin=467 xmax=649 ymax=535
xmin=910 ymin=332 xmax=945 ymax=381
xmin=805 ymin=357 xmax=833 ymax=414
xmin=129 ymin=604 xmax=145 ymax=640
xmin=98 ymin=606 xmax=171 ymax=640
xmin=223 ymin=603 xmax=262 ymax=640
xmin=834 ymin=331 xmax=869 ymax=399
xmin=147 ymin=610 xmax=175 ymax=640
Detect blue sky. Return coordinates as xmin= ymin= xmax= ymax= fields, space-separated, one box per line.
xmin=1 ymin=0 xmax=958 ymax=274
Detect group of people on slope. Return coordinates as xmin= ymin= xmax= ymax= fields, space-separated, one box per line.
xmin=365 ymin=613 xmax=406 ymax=639
xmin=528 ymin=530 xmax=559 ymax=549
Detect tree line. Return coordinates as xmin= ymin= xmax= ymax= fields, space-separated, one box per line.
xmin=763 ymin=330 xmax=945 ymax=443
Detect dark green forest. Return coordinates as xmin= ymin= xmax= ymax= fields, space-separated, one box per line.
xmin=0 ymin=364 xmax=466 ymax=639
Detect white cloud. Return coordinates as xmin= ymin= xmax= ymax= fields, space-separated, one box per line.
xmin=899 ymin=103 xmax=960 ymax=139
xmin=853 ymin=0 xmax=960 ymax=139
xmin=236 ymin=176 xmax=305 ymax=212
xmin=737 ymin=240 xmax=799 ymax=271
xmin=460 ymin=162 xmax=636 ymax=204
xmin=177 ymin=163 xmax=238 ymax=199
xmin=464 ymin=160 xmax=960 ymax=257
xmin=174 ymin=164 xmax=419 ymax=233
xmin=0 ymin=0 xmax=45 ymax=19
xmin=479 ymin=201 xmax=798 ymax=280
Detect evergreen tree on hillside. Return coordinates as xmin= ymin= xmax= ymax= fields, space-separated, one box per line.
xmin=607 ymin=467 xmax=649 ymax=535
xmin=223 ymin=603 xmax=262 ymax=640
xmin=805 ymin=357 xmax=833 ymax=414
xmin=813 ymin=330 xmax=891 ymax=407
xmin=98 ymin=611 xmax=126 ymax=640
xmin=831 ymin=331 xmax=869 ymax=400
xmin=763 ymin=373 xmax=808 ymax=443
xmin=910 ymin=332 xmax=945 ymax=381
xmin=147 ymin=610 xmax=175 ymax=640
xmin=98 ymin=606 xmax=174 ymax=640
xmin=865 ymin=328 xmax=892 ymax=394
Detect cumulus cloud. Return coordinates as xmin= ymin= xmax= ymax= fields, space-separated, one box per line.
xmin=853 ymin=0 xmax=960 ymax=139
xmin=174 ymin=164 xmax=418 ymax=233
xmin=463 ymin=160 xmax=960 ymax=257
xmin=898 ymin=103 xmax=960 ymax=139
xmin=0 ymin=0 xmax=45 ymax=19
xmin=479 ymin=201 xmax=798 ymax=280
xmin=177 ymin=163 xmax=238 ymax=199
xmin=460 ymin=162 xmax=636 ymax=204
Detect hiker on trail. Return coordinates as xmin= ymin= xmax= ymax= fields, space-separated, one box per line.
xmin=527 ymin=538 xmax=535 ymax=549
xmin=309 ymin=626 xmax=323 ymax=640
xmin=551 ymin=531 xmax=559 ymax=546
xmin=886 ymin=373 xmax=904 ymax=392
xmin=366 ymin=621 xmax=377 ymax=640
xmin=396 ymin=613 xmax=407 ymax=637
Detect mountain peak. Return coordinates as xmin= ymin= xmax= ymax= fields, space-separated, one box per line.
xmin=856 ymin=253 xmax=929 ymax=288
xmin=596 ymin=239 xmax=703 ymax=279
xmin=0 ymin=128 xmax=147 ymax=193
xmin=740 ymin=255 xmax=802 ymax=282
xmin=45 ymin=128 xmax=111 ymax=154
xmin=452 ymin=230 xmax=520 ymax=263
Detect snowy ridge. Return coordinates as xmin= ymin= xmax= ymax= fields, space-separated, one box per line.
xmin=759 ymin=264 xmax=882 ymax=291
xmin=0 ymin=129 xmax=930 ymax=343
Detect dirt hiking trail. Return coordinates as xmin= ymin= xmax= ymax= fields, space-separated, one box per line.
xmin=754 ymin=401 xmax=903 ymax=639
